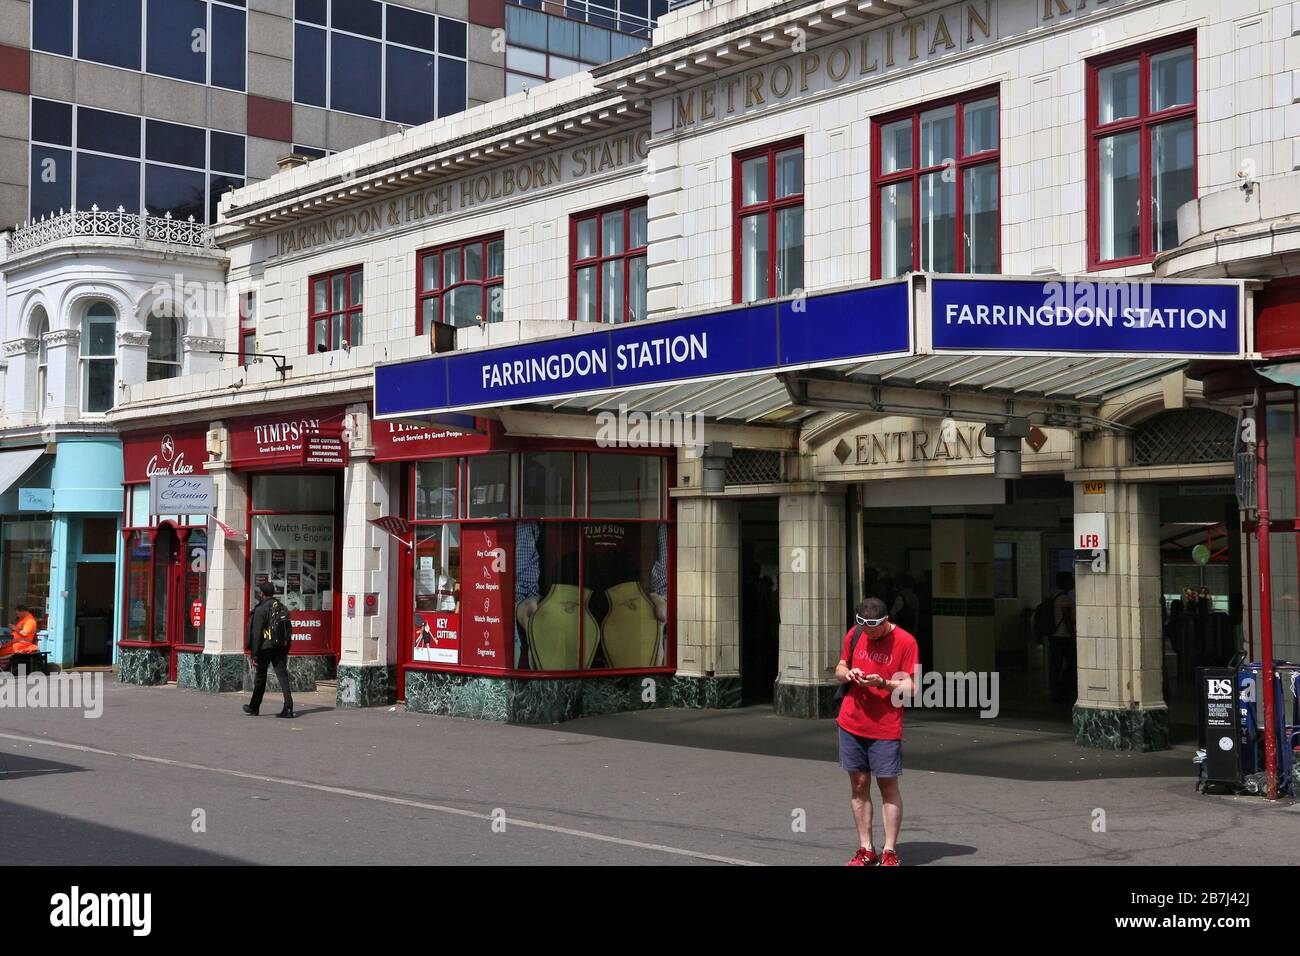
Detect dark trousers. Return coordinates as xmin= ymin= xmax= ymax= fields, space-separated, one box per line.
xmin=1048 ymin=634 xmax=1077 ymax=702
xmin=249 ymin=648 xmax=293 ymax=713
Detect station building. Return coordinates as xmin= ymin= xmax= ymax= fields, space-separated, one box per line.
xmin=97 ymin=0 xmax=1300 ymax=750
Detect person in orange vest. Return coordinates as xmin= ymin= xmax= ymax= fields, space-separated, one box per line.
xmin=0 ymin=605 xmax=41 ymax=671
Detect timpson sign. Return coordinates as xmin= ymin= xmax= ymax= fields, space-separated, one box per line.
xmin=271 ymin=129 xmax=650 ymax=259
xmin=668 ymin=0 xmax=1115 ymax=131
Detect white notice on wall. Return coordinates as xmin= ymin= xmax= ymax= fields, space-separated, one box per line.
xmin=1074 ymin=513 xmax=1107 ymax=551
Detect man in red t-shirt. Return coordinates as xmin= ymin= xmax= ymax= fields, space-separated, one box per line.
xmin=835 ymin=597 xmax=918 ymax=867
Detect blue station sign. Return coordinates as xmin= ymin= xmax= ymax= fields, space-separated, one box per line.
xmin=375 ymin=275 xmax=1247 ymax=417
xmin=376 ymin=280 xmax=912 ymax=417
xmin=930 ymin=276 xmax=1243 ymax=356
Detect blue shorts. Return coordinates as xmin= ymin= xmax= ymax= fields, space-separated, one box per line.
xmin=838 ymin=726 xmax=902 ymax=777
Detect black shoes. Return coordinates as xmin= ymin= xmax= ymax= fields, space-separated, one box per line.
xmin=242 ymin=704 xmax=258 ymax=716
xmin=276 ymin=707 xmax=295 ymax=719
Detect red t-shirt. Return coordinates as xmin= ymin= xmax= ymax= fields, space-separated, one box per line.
xmin=836 ymin=624 xmax=918 ymax=741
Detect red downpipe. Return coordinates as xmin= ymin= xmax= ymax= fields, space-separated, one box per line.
xmin=1254 ymin=387 xmax=1279 ymax=801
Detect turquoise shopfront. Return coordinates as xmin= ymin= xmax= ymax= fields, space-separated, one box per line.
xmin=0 ymin=435 xmax=122 ymax=668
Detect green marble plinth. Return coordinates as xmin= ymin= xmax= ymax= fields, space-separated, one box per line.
xmin=404 ymin=672 xmax=674 ymax=724
xmin=175 ymin=650 xmax=200 ymax=688
xmin=336 ymin=664 xmax=398 ymax=708
xmin=670 ymin=675 xmax=743 ymax=710
xmin=773 ymin=679 xmax=838 ymax=718
xmin=241 ymin=654 xmax=334 ymax=693
xmin=1073 ymin=704 xmax=1171 ymax=752
xmin=116 ymin=647 xmax=168 ymax=686
xmin=198 ymin=653 xmax=248 ymax=693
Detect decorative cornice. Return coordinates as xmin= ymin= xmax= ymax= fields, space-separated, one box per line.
xmin=117 ymin=330 xmax=151 ymax=347
xmin=43 ymin=329 xmax=80 ymax=348
xmin=183 ymin=335 xmax=225 ymax=351
xmin=2 ymin=338 xmax=39 ymax=357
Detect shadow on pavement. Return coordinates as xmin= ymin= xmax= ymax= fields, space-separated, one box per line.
xmin=0 ymin=799 xmax=254 ymax=865
xmin=0 ymin=752 xmax=88 ymax=782
xmin=522 ymin=705 xmax=1197 ymax=783
xmin=898 ymin=841 xmax=980 ymax=865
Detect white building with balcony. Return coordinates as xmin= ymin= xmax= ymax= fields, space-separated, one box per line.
xmin=0 ymin=206 xmax=224 ymax=669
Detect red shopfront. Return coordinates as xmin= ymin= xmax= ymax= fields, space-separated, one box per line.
xmin=119 ymin=427 xmax=212 ymax=680
xmin=228 ymin=409 xmax=348 ymax=662
xmin=373 ymin=419 xmax=676 ymax=700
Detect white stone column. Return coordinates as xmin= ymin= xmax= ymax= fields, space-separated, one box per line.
xmin=775 ymin=491 xmax=846 ymax=717
xmin=1 ymin=338 xmax=38 ymax=426
xmin=183 ymin=335 xmax=224 ymax=375
xmin=336 ymin=403 xmax=397 ymax=706
xmin=1072 ymin=479 xmax=1169 ymax=750
xmin=41 ymin=329 xmax=80 ymax=422
xmin=116 ymin=328 xmax=149 ymax=389
xmin=674 ymin=496 xmax=741 ymax=697
xmin=203 ymin=464 xmax=248 ymax=655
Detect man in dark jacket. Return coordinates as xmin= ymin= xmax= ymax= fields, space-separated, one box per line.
xmin=243 ymin=582 xmax=294 ymax=718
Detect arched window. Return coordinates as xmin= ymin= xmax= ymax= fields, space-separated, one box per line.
xmin=34 ymin=307 xmax=49 ymax=418
xmin=146 ymin=311 xmax=182 ymax=381
xmin=80 ymin=302 xmax=117 ymax=414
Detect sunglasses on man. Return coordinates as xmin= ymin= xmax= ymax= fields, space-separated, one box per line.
xmin=855 ymin=614 xmax=888 ymax=628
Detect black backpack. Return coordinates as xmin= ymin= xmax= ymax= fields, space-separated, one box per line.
xmin=1033 ymin=591 xmax=1062 ymax=640
xmin=262 ymin=599 xmax=292 ymax=653
xmin=833 ymin=626 xmax=864 ymax=711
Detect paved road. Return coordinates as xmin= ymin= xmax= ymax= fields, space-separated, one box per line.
xmin=1 ymin=679 xmax=1296 ymax=865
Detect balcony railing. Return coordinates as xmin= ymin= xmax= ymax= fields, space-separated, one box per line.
xmin=10 ymin=206 xmax=215 ymax=256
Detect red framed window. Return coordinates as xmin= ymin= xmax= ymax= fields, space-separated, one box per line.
xmin=571 ymin=200 xmax=647 ymax=323
xmin=238 ymin=291 xmax=256 ymax=366
xmin=309 ymin=266 xmax=363 ymax=353
xmin=1087 ymin=33 xmax=1196 ymax=269
xmin=733 ymin=138 xmax=804 ymax=303
xmin=872 ymin=88 xmax=1000 ymax=279
xmin=417 ymin=234 xmax=504 ymax=333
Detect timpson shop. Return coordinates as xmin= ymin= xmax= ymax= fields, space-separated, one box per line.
xmin=115 ymin=408 xmax=351 ymax=691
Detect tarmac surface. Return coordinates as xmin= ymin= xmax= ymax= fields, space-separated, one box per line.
xmin=2 ymin=678 xmax=1296 ymax=865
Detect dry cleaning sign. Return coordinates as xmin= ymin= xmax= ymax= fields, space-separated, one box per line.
xmin=150 ymin=475 xmax=215 ymax=515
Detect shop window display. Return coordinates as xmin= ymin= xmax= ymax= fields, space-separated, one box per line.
xmin=124 ymin=530 xmax=153 ymax=643
xmin=251 ymin=516 xmax=334 ymax=612
xmin=412 ymin=524 xmax=460 ymax=663
xmin=250 ymin=475 xmax=335 ymax=614
xmin=515 ymin=519 xmax=667 ymax=670
xmin=2 ymin=518 xmax=53 ymax=632
xmin=407 ymin=451 xmax=670 ymax=675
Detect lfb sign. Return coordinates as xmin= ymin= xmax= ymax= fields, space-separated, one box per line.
xmin=150 ymin=474 xmax=216 ymax=515
xmin=1074 ymin=512 xmax=1108 ymax=551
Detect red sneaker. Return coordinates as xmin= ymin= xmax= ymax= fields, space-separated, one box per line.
xmin=880 ymin=848 xmax=900 ymax=866
xmin=845 ymin=847 xmax=879 ymax=866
